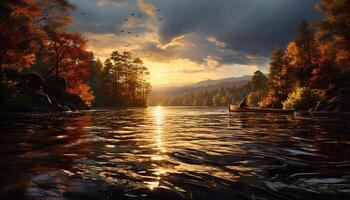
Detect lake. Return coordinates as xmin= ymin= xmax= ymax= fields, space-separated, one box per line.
xmin=0 ymin=107 xmax=349 ymax=200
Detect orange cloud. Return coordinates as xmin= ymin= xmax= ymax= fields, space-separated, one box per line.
xmin=158 ymin=34 xmax=196 ymax=50
xmin=204 ymin=56 xmax=221 ymax=68
xmin=207 ymin=36 xmax=227 ymax=48
xmin=138 ymin=0 xmax=156 ymax=16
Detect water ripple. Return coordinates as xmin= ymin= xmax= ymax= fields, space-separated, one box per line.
xmin=0 ymin=107 xmax=349 ymax=200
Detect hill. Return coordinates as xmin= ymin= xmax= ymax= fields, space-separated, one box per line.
xmin=149 ymin=75 xmax=253 ymax=106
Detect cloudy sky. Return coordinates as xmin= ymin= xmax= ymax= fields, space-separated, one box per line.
xmin=69 ymin=0 xmax=322 ymax=86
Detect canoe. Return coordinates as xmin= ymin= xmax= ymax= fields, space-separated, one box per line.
xmin=229 ymin=105 xmax=295 ymax=114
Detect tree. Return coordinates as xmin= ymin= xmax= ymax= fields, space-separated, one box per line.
xmin=316 ymin=0 xmax=350 ymax=50
xmin=295 ymin=19 xmax=317 ymax=66
xmin=251 ymin=70 xmax=268 ymax=91
xmin=41 ymin=32 xmax=94 ymax=105
xmin=98 ymin=51 xmax=151 ymax=106
xmin=283 ymin=20 xmax=317 ymax=88
xmin=248 ymin=70 xmax=268 ymax=106
xmin=44 ymin=32 xmax=89 ymax=79
xmin=262 ymin=47 xmax=290 ymax=107
xmin=312 ymin=0 xmax=350 ymax=88
xmin=0 ymin=0 xmax=44 ymax=82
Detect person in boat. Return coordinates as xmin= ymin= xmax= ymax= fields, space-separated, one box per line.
xmin=239 ymin=97 xmax=248 ymax=108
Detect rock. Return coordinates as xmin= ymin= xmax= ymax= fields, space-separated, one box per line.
xmin=12 ymin=92 xmax=54 ymax=112
xmin=45 ymin=75 xmax=89 ymax=110
xmin=45 ymin=76 xmax=67 ymax=92
xmin=1 ymin=72 xmax=90 ymax=113
xmin=25 ymin=72 xmax=45 ymax=92
xmin=313 ymin=86 xmax=350 ymax=112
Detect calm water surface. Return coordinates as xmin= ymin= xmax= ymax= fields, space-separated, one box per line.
xmin=0 ymin=107 xmax=349 ymax=200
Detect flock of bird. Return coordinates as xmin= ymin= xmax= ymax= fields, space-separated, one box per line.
xmin=79 ymin=7 xmax=177 ymax=63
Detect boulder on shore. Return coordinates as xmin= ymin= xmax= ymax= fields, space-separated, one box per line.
xmin=45 ymin=75 xmax=90 ymax=111
xmin=1 ymin=71 xmax=90 ymax=113
xmin=25 ymin=72 xmax=45 ymax=92
xmin=312 ymin=86 xmax=350 ymax=112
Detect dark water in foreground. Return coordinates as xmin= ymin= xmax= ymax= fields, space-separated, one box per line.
xmin=0 ymin=107 xmax=349 ymax=200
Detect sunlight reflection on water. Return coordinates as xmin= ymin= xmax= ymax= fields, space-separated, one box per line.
xmin=0 ymin=107 xmax=349 ymax=200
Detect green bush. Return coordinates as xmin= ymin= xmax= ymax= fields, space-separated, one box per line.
xmin=282 ymin=87 xmax=322 ymax=110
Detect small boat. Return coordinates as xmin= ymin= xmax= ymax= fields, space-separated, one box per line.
xmin=229 ymin=105 xmax=295 ymax=114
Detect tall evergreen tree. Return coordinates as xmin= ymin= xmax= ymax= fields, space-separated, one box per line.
xmin=296 ymin=19 xmax=317 ymax=65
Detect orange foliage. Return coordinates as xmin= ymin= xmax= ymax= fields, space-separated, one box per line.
xmin=47 ymin=33 xmax=94 ymax=105
xmin=45 ymin=32 xmax=89 ymax=70
xmin=283 ymin=42 xmax=302 ymax=67
xmin=336 ymin=49 xmax=350 ymax=68
xmin=44 ymin=32 xmax=94 ymax=105
xmin=311 ymin=44 xmax=340 ymax=89
xmin=0 ymin=1 xmax=45 ymax=69
xmin=259 ymin=92 xmax=281 ymax=108
xmin=67 ymin=82 xmax=95 ymax=106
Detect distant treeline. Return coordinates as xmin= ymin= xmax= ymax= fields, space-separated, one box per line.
xmin=151 ymin=0 xmax=350 ymax=111
xmin=150 ymin=72 xmax=264 ymax=107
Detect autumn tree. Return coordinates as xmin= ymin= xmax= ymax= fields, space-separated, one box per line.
xmin=295 ymin=19 xmax=317 ymax=66
xmin=247 ymin=70 xmax=268 ymax=106
xmin=0 ymin=0 xmax=76 ymax=81
xmin=312 ymin=0 xmax=350 ymax=88
xmin=282 ymin=20 xmax=318 ymax=88
xmin=36 ymin=32 xmax=94 ymax=105
xmin=0 ymin=0 xmax=45 ymax=83
xmin=316 ymin=0 xmax=350 ymax=49
xmin=44 ymin=32 xmax=89 ymax=79
xmin=260 ymin=47 xmax=290 ymax=107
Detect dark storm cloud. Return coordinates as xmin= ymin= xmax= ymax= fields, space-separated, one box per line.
xmin=153 ymin=0 xmax=322 ymax=56
xmin=70 ymin=0 xmax=142 ymax=34
xmin=70 ymin=0 xmax=322 ymax=68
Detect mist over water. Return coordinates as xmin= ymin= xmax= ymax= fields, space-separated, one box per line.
xmin=0 ymin=107 xmax=349 ymax=200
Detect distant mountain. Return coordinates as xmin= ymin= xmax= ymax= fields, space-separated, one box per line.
xmin=189 ymin=75 xmax=252 ymax=88
xmin=149 ymin=75 xmax=252 ymax=101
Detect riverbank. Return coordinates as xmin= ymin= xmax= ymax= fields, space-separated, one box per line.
xmin=0 ymin=68 xmax=89 ymax=113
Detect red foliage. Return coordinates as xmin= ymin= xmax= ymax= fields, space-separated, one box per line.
xmin=44 ymin=32 xmax=94 ymax=104
xmin=0 ymin=0 xmax=44 ymax=69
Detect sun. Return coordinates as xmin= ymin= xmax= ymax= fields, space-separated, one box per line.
xmin=155 ymin=73 xmax=163 ymax=78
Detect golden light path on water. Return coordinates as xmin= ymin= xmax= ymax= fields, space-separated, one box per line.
xmin=1 ymin=107 xmax=349 ymax=199
xmin=145 ymin=106 xmax=167 ymax=190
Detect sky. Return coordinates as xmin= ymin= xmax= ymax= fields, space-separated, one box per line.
xmin=69 ymin=0 xmax=322 ymax=86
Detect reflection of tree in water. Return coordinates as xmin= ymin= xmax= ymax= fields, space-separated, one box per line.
xmin=0 ymin=112 xmax=94 ymax=199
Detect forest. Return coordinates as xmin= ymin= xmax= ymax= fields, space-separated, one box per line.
xmin=154 ymin=0 xmax=350 ymax=112
xmin=0 ymin=0 xmax=349 ymax=112
xmin=0 ymin=0 xmax=151 ymax=112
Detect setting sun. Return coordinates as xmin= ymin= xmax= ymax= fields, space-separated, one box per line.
xmin=1 ymin=0 xmax=349 ymax=200
xmin=155 ymin=73 xmax=163 ymax=78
